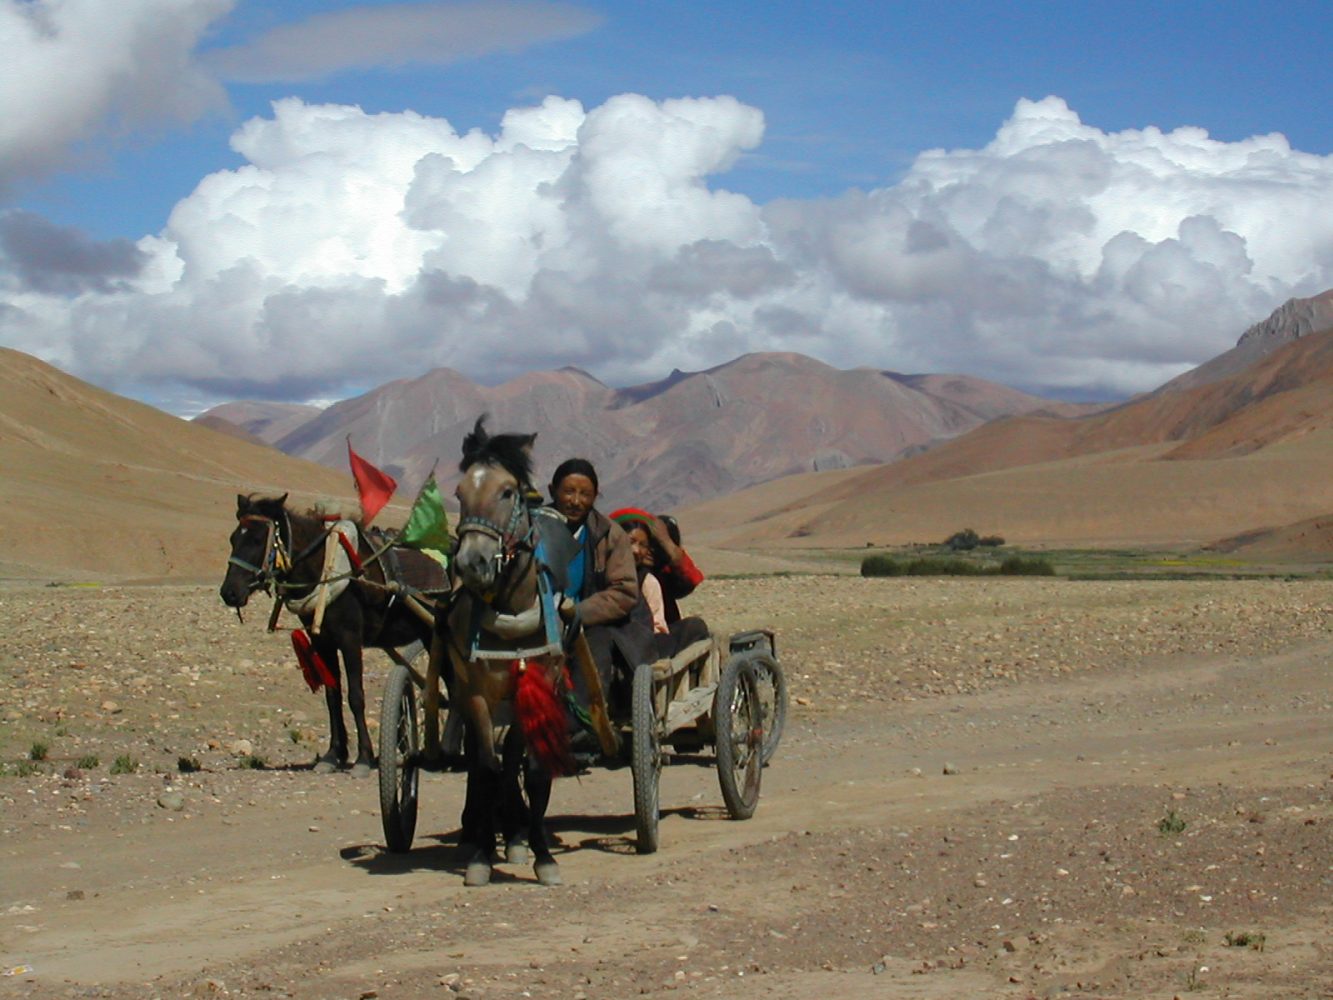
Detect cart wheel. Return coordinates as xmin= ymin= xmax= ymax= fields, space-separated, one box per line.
xmin=631 ymin=661 xmax=661 ymax=854
xmin=379 ymin=663 xmax=420 ymax=852
xmin=747 ymin=651 xmax=787 ymax=765
xmin=713 ymin=656 xmax=763 ymax=820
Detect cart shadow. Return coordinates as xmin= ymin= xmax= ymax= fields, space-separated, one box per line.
xmin=340 ymin=835 xmax=457 ymax=875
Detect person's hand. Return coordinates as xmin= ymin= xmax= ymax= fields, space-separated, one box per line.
xmin=645 ymin=514 xmax=680 ymax=560
xmin=559 ymin=595 xmax=577 ymax=620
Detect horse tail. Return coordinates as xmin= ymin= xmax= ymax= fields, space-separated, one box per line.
xmin=512 ymin=658 xmax=573 ymax=777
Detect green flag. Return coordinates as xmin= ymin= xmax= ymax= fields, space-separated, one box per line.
xmin=399 ymin=475 xmax=452 ymax=561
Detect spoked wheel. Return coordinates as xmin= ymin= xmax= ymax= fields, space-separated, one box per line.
xmin=631 ymin=661 xmax=662 ymax=854
xmin=747 ymin=651 xmax=787 ymax=765
xmin=379 ymin=663 xmax=420 ymax=852
xmin=713 ymin=656 xmax=763 ymax=820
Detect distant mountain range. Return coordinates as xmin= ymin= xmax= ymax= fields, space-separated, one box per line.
xmin=688 ymin=291 xmax=1333 ymax=552
xmin=199 ymin=353 xmax=1096 ymax=510
xmin=3 ymin=290 xmax=1331 ymax=580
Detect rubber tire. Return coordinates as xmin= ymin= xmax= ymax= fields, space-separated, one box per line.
xmin=714 ymin=657 xmax=762 ymax=820
xmin=378 ymin=663 xmax=420 ymax=852
xmin=747 ymin=651 xmax=787 ymax=765
xmin=630 ymin=661 xmax=661 ymax=854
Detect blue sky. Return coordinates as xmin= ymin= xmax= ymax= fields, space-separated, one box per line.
xmin=3 ymin=0 xmax=1333 ymax=412
xmin=23 ymin=1 xmax=1333 ymax=237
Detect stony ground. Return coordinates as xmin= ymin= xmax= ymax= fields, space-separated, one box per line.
xmin=1 ymin=576 xmax=1330 ymax=999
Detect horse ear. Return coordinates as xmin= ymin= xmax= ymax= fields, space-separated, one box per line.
xmin=277 ymin=492 xmax=288 ymax=506
xmin=237 ymin=493 xmax=251 ymax=515
xmin=521 ymin=433 xmax=537 ymax=454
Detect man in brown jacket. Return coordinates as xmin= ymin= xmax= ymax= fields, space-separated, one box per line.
xmin=548 ymin=458 xmax=653 ymax=712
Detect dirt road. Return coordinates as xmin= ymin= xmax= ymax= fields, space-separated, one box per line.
xmin=1 ymin=579 xmax=1330 ymax=998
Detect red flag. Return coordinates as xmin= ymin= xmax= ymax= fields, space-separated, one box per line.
xmin=347 ymin=440 xmax=396 ymax=525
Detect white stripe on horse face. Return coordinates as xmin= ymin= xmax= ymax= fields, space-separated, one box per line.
xmin=470 ymin=467 xmax=488 ymax=492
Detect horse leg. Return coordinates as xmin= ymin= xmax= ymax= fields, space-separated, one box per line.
xmin=463 ymin=753 xmax=500 ymax=887
xmin=457 ymin=726 xmax=485 ymax=858
xmin=315 ymin=638 xmax=347 ymax=772
xmin=341 ymin=642 xmax=375 ymax=778
xmin=525 ymin=757 xmax=560 ymax=886
xmin=500 ymin=726 xmax=530 ymax=866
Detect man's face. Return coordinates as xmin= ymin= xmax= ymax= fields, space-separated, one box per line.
xmin=553 ymin=473 xmax=597 ymax=526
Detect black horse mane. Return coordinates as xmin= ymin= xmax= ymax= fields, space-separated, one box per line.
xmin=459 ymin=415 xmax=536 ymax=486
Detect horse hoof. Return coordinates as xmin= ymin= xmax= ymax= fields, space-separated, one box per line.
xmin=313 ymin=759 xmax=338 ymax=774
xmin=464 ymin=857 xmax=493 ymax=887
xmin=350 ymin=762 xmax=372 ymax=779
xmin=505 ymin=838 xmax=530 ymax=866
xmin=535 ymin=860 xmax=562 ymax=887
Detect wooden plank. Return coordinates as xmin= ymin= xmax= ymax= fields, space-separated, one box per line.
xmin=652 ymin=638 xmax=715 ymax=682
xmin=664 ymin=683 xmax=716 ymax=734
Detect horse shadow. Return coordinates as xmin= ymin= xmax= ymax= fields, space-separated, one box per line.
xmin=340 ymin=799 xmax=728 ymax=878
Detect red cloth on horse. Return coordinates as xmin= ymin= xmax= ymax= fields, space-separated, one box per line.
xmin=291 ymin=629 xmax=338 ymax=692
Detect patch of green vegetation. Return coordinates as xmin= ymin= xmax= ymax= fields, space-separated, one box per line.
xmin=860 ymin=551 xmax=1056 ymax=577
xmin=1158 ymin=809 xmax=1187 ymax=836
xmin=28 ymin=741 xmax=48 ymax=762
xmin=76 ymin=754 xmax=100 ymax=770
xmin=239 ymin=754 xmax=267 ymax=770
xmin=998 ymin=554 xmax=1056 ymax=576
xmin=0 ymin=760 xmax=41 ymax=778
xmin=110 ymin=754 xmax=138 ymax=775
xmin=177 ymin=756 xmax=202 ymax=773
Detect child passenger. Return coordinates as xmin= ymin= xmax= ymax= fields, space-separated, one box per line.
xmin=611 ymin=509 xmax=710 ymax=659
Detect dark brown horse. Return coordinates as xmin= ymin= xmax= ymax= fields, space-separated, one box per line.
xmin=431 ymin=418 xmax=581 ymax=886
xmin=220 ymin=494 xmax=440 ymax=776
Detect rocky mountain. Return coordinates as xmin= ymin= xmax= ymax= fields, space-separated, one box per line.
xmin=201 ymin=352 xmax=1078 ymax=511
xmin=1156 ymin=289 xmax=1333 ymax=393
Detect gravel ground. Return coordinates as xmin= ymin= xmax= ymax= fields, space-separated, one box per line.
xmin=1 ymin=577 xmax=1330 ymax=998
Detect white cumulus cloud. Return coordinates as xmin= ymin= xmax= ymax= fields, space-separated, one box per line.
xmin=0 ymin=0 xmax=232 ymax=190
xmin=3 ymin=92 xmax=1333 ymax=410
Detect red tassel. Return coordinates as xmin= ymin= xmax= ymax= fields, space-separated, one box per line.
xmin=512 ymin=658 xmax=573 ymax=777
xmin=291 ymin=629 xmax=339 ymax=692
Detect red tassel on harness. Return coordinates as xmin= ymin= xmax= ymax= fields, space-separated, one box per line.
xmin=291 ymin=629 xmax=339 ymax=693
xmin=512 ymin=658 xmax=574 ymax=777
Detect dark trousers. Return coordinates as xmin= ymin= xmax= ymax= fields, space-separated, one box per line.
xmin=651 ymin=615 xmax=710 ymax=661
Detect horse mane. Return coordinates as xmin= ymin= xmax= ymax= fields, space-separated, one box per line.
xmin=459 ymin=415 xmax=536 ymax=486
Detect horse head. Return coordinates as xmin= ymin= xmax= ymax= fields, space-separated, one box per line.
xmin=220 ymin=492 xmax=289 ymax=608
xmin=453 ymin=417 xmax=538 ymax=605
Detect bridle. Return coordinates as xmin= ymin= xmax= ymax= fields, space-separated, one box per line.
xmin=455 ymin=470 xmax=538 ymax=592
xmin=227 ymin=511 xmax=332 ymax=597
xmin=227 ymin=513 xmax=290 ymax=596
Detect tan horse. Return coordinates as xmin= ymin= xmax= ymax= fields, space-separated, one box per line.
xmin=427 ymin=417 xmax=580 ymax=886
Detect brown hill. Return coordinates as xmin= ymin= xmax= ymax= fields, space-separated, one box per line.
xmin=1206 ymin=513 xmax=1333 ymax=560
xmin=217 ymin=352 xmax=1070 ymax=510
xmin=687 ymin=305 xmax=1333 ymax=552
xmin=196 ymin=400 xmax=323 ymax=442
xmin=191 ymin=414 xmax=271 ymax=449
xmin=0 ymin=348 xmax=354 ymax=581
